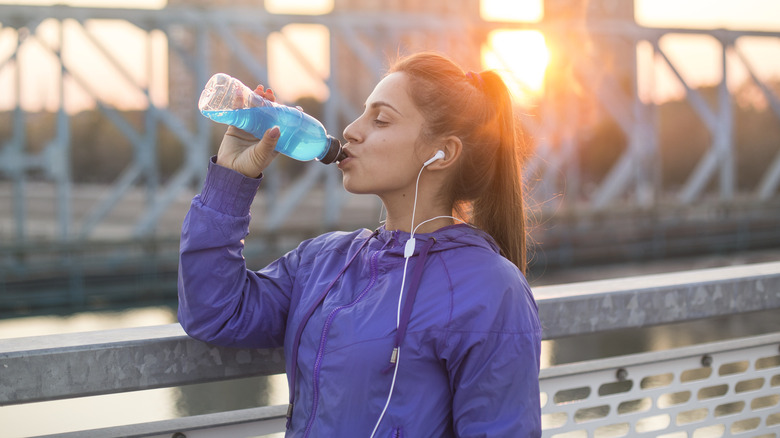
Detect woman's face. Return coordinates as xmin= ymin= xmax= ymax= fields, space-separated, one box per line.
xmin=339 ymin=72 xmax=431 ymax=199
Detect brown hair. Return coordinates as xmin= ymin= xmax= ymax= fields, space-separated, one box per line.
xmin=388 ymin=52 xmax=528 ymax=273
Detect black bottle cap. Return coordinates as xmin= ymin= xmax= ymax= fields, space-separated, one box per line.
xmin=319 ymin=136 xmax=346 ymax=165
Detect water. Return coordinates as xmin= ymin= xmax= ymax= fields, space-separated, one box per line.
xmin=203 ymin=107 xmax=330 ymax=161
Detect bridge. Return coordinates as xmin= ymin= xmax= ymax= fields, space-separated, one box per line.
xmin=0 ymin=1 xmax=779 ymax=435
xmin=1 ymin=1 xmax=779 ymax=316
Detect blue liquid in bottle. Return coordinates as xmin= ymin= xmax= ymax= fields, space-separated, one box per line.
xmin=203 ymin=107 xmax=332 ymax=162
xmin=199 ymin=73 xmax=343 ymax=164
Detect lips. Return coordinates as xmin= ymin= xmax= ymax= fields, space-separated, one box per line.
xmin=337 ymin=147 xmax=354 ymax=169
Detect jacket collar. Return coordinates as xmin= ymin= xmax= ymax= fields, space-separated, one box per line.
xmin=374 ymin=223 xmax=500 ymax=255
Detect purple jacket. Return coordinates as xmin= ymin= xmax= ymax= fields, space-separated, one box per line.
xmin=178 ymin=159 xmax=542 ymax=437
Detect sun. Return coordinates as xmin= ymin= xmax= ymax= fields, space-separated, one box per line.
xmin=479 ymin=0 xmax=549 ymax=101
xmin=483 ymin=30 xmax=551 ymax=100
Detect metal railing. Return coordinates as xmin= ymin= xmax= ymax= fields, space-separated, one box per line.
xmin=2 ymin=261 xmax=779 ymax=437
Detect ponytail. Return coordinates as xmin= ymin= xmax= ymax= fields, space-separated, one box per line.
xmin=469 ymin=71 xmax=527 ymax=272
xmin=389 ymin=53 xmax=528 ymax=273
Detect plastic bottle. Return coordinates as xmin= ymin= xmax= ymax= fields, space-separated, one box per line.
xmin=198 ymin=73 xmax=345 ymax=164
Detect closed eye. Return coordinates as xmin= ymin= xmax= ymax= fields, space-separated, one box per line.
xmin=374 ymin=119 xmax=389 ymax=127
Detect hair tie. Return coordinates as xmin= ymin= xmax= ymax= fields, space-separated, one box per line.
xmin=466 ymin=71 xmax=484 ymax=89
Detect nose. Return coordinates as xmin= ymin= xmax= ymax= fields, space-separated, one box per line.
xmin=343 ymin=118 xmax=361 ymax=144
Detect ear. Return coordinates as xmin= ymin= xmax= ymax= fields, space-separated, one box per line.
xmin=426 ymin=135 xmax=462 ymax=170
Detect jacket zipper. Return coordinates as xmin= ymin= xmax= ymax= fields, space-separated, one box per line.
xmin=286 ymin=231 xmax=379 ymax=429
xmin=302 ymin=241 xmax=385 ymax=437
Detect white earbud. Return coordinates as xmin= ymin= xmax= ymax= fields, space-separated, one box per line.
xmin=423 ymin=150 xmax=445 ymax=167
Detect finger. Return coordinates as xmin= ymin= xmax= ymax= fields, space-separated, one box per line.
xmin=251 ymin=126 xmax=281 ymax=162
xmin=266 ymin=126 xmax=280 ymax=142
xmin=253 ymin=84 xmax=265 ymax=94
xmin=264 ymin=88 xmax=276 ymax=102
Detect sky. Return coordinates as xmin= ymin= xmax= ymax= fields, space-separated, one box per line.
xmin=0 ymin=0 xmax=779 ymax=110
xmin=634 ymin=0 xmax=780 ymax=103
xmin=2 ymin=0 xmax=777 ymax=29
xmin=635 ymin=0 xmax=780 ymax=31
xmin=0 ymin=0 xmax=165 ymax=7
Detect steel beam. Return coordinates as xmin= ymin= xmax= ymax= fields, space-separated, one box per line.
xmin=1 ymin=5 xmax=779 ymax=241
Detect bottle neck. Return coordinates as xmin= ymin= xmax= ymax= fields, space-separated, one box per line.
xmin=318 ymin=136 xmax=345 ymax=164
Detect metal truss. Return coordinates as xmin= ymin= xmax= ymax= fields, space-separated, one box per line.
xmin=1 ymin=5 xmax=779 ymax=243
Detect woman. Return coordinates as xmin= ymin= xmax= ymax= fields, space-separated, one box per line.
xmin=178 ymin=52 xmax=542 ymax=437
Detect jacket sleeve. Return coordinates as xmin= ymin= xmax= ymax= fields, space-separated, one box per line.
xmin=443 ymin=271 xmax=542 ymax=438
xmin=177 ymin=158 xmax=297 ymax=349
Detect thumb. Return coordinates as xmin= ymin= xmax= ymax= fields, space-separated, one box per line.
xmin=259 ymin=125 xmax=281 ymax=152
xmin=248 ymin=125 xmax=281 ymax=172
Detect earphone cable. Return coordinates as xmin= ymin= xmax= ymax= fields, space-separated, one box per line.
xmin=369 ymin=159 xmax=468 ymax=438
xmin=369 ymin=164 xmax=426 ymax=438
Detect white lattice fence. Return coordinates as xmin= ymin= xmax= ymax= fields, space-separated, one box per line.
xmin=540 ymin=333 xmax=780 ymax=437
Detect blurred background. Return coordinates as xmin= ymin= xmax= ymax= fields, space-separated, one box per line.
xmin=0 ymin=0 xmax=779 ymax=435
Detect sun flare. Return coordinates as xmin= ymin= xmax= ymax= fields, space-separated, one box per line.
xmin=483 ymin=30 xmax=550 ymax=100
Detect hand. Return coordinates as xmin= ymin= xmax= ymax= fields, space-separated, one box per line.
xmin=216 ymin=85 xmax=280 ymax=178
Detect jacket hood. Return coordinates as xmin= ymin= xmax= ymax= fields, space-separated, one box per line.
xmin=373 ymin=223 xmax=501 ymax=257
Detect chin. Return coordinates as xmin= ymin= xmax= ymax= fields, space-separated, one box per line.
xmin=343 ymin=185 xmax=371 ymax=195
xmin=342 ymin=173 xmax=385 ymax=196
xmin=341 ymin=177 xmax=359 ymax=195
xmin=342 ymin=179 xmax=373 ymax=196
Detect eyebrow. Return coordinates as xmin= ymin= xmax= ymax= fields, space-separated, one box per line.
xmin=367 ymin=101 xmax=402 ymax=116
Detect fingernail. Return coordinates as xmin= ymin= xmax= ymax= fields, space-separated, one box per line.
xmin=269 ymin=126 xmax=280 ymax=139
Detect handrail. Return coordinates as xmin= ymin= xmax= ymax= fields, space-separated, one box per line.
xmin=2 ymin=261 xmax=779 ymax=407
xmin=0 ymin=324 xmax=284 ymax=406
xmin=31 ymin=332 xmax=780 ymax=438
xmin=533 ymin=260 xmax=780 ymax=338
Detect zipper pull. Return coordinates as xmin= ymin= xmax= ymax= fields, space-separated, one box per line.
xmin=382 ymin=347 xmax=400 ymax=374
xmin=389 ymin=347 xmax=399 ymax=364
